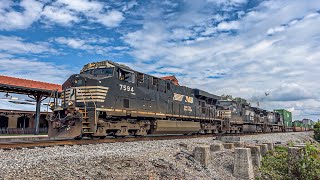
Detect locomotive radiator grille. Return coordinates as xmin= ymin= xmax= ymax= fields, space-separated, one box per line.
xmin=61 ymin=86 xmax=109 ymax=103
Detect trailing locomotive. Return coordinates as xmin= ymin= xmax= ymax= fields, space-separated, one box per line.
xmin=47 ymin=60 xmax=285 ymax=139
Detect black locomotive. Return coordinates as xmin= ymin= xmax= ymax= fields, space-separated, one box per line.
xmin=47 ymin=60 xmax=285 ymax=139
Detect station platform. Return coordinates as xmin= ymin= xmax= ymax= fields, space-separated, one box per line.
xmin=0 ymin=135 xmax=49 ymax=142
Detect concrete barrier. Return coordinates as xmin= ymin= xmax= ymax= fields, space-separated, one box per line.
xmin=193 ymin=146 xmax=210 ymax=167
xmin=263 ymin=142 xmax=274 ymax=151
xmin=223 ymin=143 xmax=235 ymax=150
xmin=246 ymin=145 xmax=262 ymax=168
xmin=234 ymin=141 xmax=244 ymax=148
xmin=210 ymin=144 xmax=223 ymax=152
xmin=288 ymin=147 xmax=303 ymax=174
xmin=257 ymin=144 xmax=268 ymax=156
xmin=233 ymin=148 xmax=254 ymax=179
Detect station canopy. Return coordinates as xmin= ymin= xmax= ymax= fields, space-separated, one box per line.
xmin=0 ymin=75 xmax=62 ymax=134
xmin=0 ymin=75 xmax=62 ymax=96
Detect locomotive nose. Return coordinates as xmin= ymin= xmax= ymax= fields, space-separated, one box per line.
xmin=62 ymin=74 xmax=87 ymax=89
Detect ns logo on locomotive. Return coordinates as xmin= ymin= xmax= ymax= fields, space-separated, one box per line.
xmin=47 ymin=60 xmax=289 ymax=139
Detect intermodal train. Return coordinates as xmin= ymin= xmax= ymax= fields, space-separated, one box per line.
xmin=47 ymin=60 xmax=294 ymax=139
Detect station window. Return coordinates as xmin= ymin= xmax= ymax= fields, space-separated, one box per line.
xmin=0 ymin=116 xmax=8 ymax=128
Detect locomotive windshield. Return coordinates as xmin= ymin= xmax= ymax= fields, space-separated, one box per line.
xmin=82 ymin=67 xmax=114 ymax=76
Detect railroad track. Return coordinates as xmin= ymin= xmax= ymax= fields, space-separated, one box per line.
xmin=0 ymin=134 xmax=215 ymax=150
xmin=0 ymin=131 xmax=302 ymax=150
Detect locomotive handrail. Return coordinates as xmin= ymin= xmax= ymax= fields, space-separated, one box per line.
xmin=87 ymin=89 xmax=97 ymax=126
xmin=77 ymin=88 xmax=87 ymax=119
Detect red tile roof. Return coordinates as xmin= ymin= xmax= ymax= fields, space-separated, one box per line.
xmin=0 ymin=75 xmax=62 ymax=92
xmin=161 ymin=75 xmax=180 ymax=86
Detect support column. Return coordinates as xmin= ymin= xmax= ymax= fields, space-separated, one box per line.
xmin=34 ymin=93 xmax=42 ymax=135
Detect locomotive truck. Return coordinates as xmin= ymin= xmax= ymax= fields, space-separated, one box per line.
xmin=47 ymin=60 xmax=285 ymax=139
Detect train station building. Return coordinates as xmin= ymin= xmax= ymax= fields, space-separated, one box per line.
xmin=0 ymin=109 xmax=49 ymax=134
xmin=0 ymin=75 xmax=61 ymax=134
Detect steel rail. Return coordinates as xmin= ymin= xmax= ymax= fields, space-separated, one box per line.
xmin=0 ymin=131 xmax=303 ymax=150
xmin=0 ymin=134 xmax=214 ymax=150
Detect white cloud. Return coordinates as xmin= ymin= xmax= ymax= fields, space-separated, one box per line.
xmin=208 ymin=0 xmax=248 ymax=5
xmin=267 ymin=26 xmax=286 ymax=35
xmin=0 ymin=0 xmax=43 ymax=30
xmin=95 ymin=10 xmax=124 ymax=28
xmin=171 ymin=28 xmax=194 ymax=40
xmin=217 ymin=21 xmax=240 ymax=31
xmin=0 ymin=0 xmax=125 ymax=30
xmin=43 ymin=0 xmax=125 ymax=28
xmin=0 ymin=0 xmax=12 ymax=11
xmin=42 ymin=5 xmax=79 ymax=26
xmin=55 ymin=37 xmax=86 ymax=49
xmin=123 ymin=0 xmax=320 ymax=120
xmin=0 ymin=58 xmax=74 ymax=84
xmin=122 ymin=0 xmax=138 ymax=11
xmin=57 ymin=0 xmax=103 ymax=12
xmin=0 ymin=36 xmax=55 ymax=54
xmin=54 ymin=36 xmax=125 ymax=55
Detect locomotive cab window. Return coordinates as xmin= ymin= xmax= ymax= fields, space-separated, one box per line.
xmin=119 ymin=68 xmax=135 ymax=83
xmin=94 ymin=68 xmax=114 ymax=76
xmin=82 ymin=67 xmax=114 ymax=76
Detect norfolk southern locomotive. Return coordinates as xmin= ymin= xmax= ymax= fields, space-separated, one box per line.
xmin=47 ymin=60 xmax=286 ymax=139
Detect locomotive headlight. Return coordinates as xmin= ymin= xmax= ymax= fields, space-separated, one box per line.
xmin=49 ymin=102 xmax=55 ymax=110
xmin=68 ymin=100 xmax=74 ymax=106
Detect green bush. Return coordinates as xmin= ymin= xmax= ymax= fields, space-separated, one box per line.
xmin=299 ymin=144 xmax=320 ymax=179
xmin=259 ymin=144 xmax=320 ymax=180
xmin=259 ymin=146 xmax=290 ymax=179
xmin=314 ymin=122 xmax=320 ymax=141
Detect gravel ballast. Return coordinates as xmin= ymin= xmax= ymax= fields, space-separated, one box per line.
xmin=0 ymin=132 xmax=315 ymax=180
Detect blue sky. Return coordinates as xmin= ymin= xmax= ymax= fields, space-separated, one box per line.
xmin=0 ymin=0 xmax=320 ymax=120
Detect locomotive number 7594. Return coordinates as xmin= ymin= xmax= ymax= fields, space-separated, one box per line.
xmin=119 ymin=84 xmax=134 ymax=92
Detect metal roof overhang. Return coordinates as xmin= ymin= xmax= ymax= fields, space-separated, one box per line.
xmin=0 ymin=84 xmax=59 ymax=96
